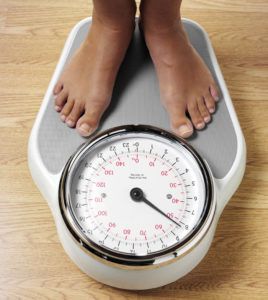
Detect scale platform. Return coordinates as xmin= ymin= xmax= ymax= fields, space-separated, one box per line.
xmin=28 ymin=18 xmax=246 ymax=289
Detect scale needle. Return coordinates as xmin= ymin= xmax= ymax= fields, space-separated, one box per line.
xmin=130 ymin=187 xmax=181 ymax=228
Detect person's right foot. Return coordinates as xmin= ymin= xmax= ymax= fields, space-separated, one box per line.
xmin=53 ymin=9 xmax=135 ymax=137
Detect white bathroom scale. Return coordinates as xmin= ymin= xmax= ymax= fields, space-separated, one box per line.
xmin=28 ymin=18 xmax=246 ymax=290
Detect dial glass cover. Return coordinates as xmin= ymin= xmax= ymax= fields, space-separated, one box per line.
xmin=60 ymin=126 xmax=213 ymax=262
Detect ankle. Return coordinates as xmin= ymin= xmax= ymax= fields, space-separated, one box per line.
xmin=140 ymin=17 xmax=183 ymax=36
xmin=92 ymin=2 xmax=136 ymax=32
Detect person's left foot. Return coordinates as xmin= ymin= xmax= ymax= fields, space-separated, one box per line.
xmin=141 ymin=19 xmax=220 ymax=138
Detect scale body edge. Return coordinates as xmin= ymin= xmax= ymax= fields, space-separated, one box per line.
xmin=27 ymin=17 xmax=246 ymax=290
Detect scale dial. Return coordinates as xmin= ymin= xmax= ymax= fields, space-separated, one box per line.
xmin=59 ymin=125 xmax=214 ymax=265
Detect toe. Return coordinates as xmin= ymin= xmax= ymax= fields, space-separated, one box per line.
xmin=60 ymin=98 xmax=74 ymax=122
xmin=66 ymin=102 xmax=84 ymax=128
xmin=210 ymin=82 xmax=220 ymax=101
xmin=204 ymin=92 xmax=216 ymax=114
xmin=54 ymin=89 xmax=68 ymax=112
xmin=197 ymin=97 xmax=211 ymax=123
xmin=167 ymin=102 xmax=194 ymax=138
xmin=76 ymin=97 xmax=111 ymax=137
xmin=172 ymin=118 xmax=194 ymax=138
xmin=53 ymin=81 xmax=63 ymax=95
xmin=76 ymin=109 xmax=100 ymax=137
xmin=187 ymin=100 xmax=205 ymax=130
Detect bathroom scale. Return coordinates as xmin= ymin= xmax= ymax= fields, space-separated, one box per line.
xmin=28 ymin=17 xmax=246 ymax=290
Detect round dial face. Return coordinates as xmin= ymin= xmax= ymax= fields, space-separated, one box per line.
xmin=60 ymin=126 xmax=213 ymax=263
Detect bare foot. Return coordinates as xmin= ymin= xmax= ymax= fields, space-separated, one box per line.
xmin=141 ymin=19 xmax=219 ymax=138
xmin=53 ymin=9 xmax=135 ymax=137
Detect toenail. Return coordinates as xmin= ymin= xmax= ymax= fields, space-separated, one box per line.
xmin=204 ymin=116 xmax=211 ymax=123
xmin=209 ymin=107 xmax=215 ymax=113
xmin=66 ymin=119 xmax=75 ymax=127
xmin=55 ymin=105 xmax=61 ymax=112
xmin=215 ymin=96 xmax=220 ymax=102
xmin=79 ymin=123 xmax=91 ymax=134
xmin=177 ymin=125 xmax=193 ymax=135
xmin=196 ymin=122 xmax=205 ymax=129
xmin=60 ymin=114 xmax=66 ymax=122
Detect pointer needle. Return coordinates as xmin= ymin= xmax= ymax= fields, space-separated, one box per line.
xmin=130 ymin=187 xmax=181 ymax=228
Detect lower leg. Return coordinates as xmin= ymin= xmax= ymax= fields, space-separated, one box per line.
xmin=140 ymin=0 xmax=181 ymax=32
xmin=54 ymin=0 xmax=136 ymax=137
xmin=140 ymin=0 xmax=219 ymax=138
xmin=93 ymin=0 xmax=136 ymax=29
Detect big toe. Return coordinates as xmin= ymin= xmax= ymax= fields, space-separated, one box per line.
xmin=165 ymin=99 xmax=194 ymax=138
xmin=171 ymin=117 xmax=194 ymax=138
xmin=167 ymin=106 xmax=193 ymax=138
xmin=76 ymin=110 xmax=100 ymax=137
